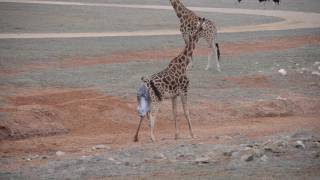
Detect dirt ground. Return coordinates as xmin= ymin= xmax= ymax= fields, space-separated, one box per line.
xmin=1 ymin=0 xmax=320 ymax=179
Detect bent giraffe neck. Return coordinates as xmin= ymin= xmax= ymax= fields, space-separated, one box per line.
xmin=169 ymin=0 xmax=188 ymax=19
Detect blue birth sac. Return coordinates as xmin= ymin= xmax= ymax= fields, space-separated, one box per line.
xmin=137 ymin=83 xmax=150 ymax=117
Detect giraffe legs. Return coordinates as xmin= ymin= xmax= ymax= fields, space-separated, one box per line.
xmin=205 ymin=39 xmax=221 ymax=72
xmin=180 ymin=94 xmax=195 ymax=138
xmin=172 ymin=96 xmax=179 ymax=139
xmin=134 ymin=115 xmax=144 ymax=142
xmin=149 ymin=102 xmax=160 ymax=142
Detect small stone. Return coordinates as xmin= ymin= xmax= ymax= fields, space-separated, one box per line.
xmin=241 ymin=154 xmax=254 ymax=162
xmin=293 ymin=140 xmax=305 ymax=149
xmin=311 ymin=71 xmax=320 ymax=76
xmin=278 ymin=69 xmax=287 ymax=76
xmin=56 ymin=151 xmax=65 ymax=156
xmin=176 ymin=154 xmax=195 ymax=161
xmin=30 ymin=155 xmax=39 ymax=159
xmin=42 ymin=156 xmax=48 ymax=159
xmin=92 ymin=145 xmax=110 ymax=150
xmin=260 ymin=155 xmax=268 ymax=162
xmin=252 ymin=148 xmax=264 ymax=158
xmin=276 ymin=96 xmax=287 ymax=101
xmin=311 ymin=141 xmax=320 ymax=149
xmin=264 ymin=143 xmax=285 ymax=153
xmin=153 ymin=153 xmax=166 ymax=160
xmin=223 ymin=149 xmax=236 ymax=157
xmin=314 ymin=61 xmax=320 ymax=66
xmin=124 ymin=162 xmax=130 ymax=166
xmin=195 ymin=157 xmax=210 ymax=164
xmin=108 ymin=157 xmax=115 ymax=161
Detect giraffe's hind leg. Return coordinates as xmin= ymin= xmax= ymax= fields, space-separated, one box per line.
xmin=205 ymin=38 xmax=221 ymax=72
xmin=149 ymin=103 xmax=160 ymax=142
xmin=180 ymin=94 xmax=195 ymax=138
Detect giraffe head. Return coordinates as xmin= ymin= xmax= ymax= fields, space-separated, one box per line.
xmin=184 ymin=17 xmax=205 ymax=57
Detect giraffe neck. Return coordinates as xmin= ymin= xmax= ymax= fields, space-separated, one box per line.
xmin=169 ymin=0 xmax=189 ymax=19
xmin=169 ymin=38 xmax=196 ymax=71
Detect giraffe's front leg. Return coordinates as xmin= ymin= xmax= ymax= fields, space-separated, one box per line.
xmin=180 ymin=94 xmax=195 ymax=139
xmin=134 ymin=116 xmax=144 ymax=142
xmin=172 ymin=96 xmax=179 ymax=140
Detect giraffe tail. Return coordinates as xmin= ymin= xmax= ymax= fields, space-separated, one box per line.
xmin=150 ymin=80 xmax=162 ymax=101
xmin=215 ymin=43 xmax=220 ymax=61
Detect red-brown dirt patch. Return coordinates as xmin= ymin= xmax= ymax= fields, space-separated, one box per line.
xmin=224 ymin=74 xmax=272 ymax=88
xmin=0 ymin=85 xmax=319 ymax=157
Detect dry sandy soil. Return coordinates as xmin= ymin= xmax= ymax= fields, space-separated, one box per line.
xmin=1 ymin=1 xmax=320 ymax=179
xmin=1 ymin=33 xmax=320 ymax=179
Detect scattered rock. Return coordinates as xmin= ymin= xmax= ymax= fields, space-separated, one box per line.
xmin=278 ymin=69 xmax=287 ymax=76
xmin=42 ymin=156 xmax=48 ymax=159
xmin=260 ymin=155 xmax=268 ymax=162
xmin=195 ymin=157 xmax=210 ymax=164
xmin=176 ymin=154 xmax=195 ymax=161
xmin=263 ymin=140 xmax=287 ymax=153
xmin=314 ymin=61 xmax=320 ymax=66
xmin=311 ymin=71 xmax=320 ymax=76
xmin=298 ymin=67 xmax=309 ymax=74
xmin=241 ymin=154 xmax=254 ymax=162
xmin=293 ymin=140 xmax=305 ymax=149
xmin=108 ymin=157 xmax=115 ymax=161
xmin=153 ymin=153 xmax=166 ymax=160
xmin=291 ymin=132 xmax=313 ymax=141
xmin=223 ymin=149 xmax=236 ymax=157
xmin=56 ymin=151 xmax=65 ymax=156
xmin=124 ymin=162 xmax=130 ymax=166
xmin=239 ymin=147 xmax=264 ymax=162
xmin=276 ymin=96 xmax=287 ymax=101
xmin=92 ymin=144 xmax=110 ymax=150
xmin=311 ymin=141 xmax=320 ymax=149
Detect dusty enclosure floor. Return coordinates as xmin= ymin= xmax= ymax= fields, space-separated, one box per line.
xmin=1 ymin=0 xmax=320 ymax=179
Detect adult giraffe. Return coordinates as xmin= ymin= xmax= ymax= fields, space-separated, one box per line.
xmin=169 ymin=0 xmax=221 ymax=71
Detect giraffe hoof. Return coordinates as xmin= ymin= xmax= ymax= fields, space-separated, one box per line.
xmin=134 ymin=136 xmax=138 ymax=142
xmin=151 ymin=136 xmax=156 ymax=143
xmin=191 ymin=134 xmax=198 ymax=139
xmin=174 ymin=134 xmax=179 ymax=140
